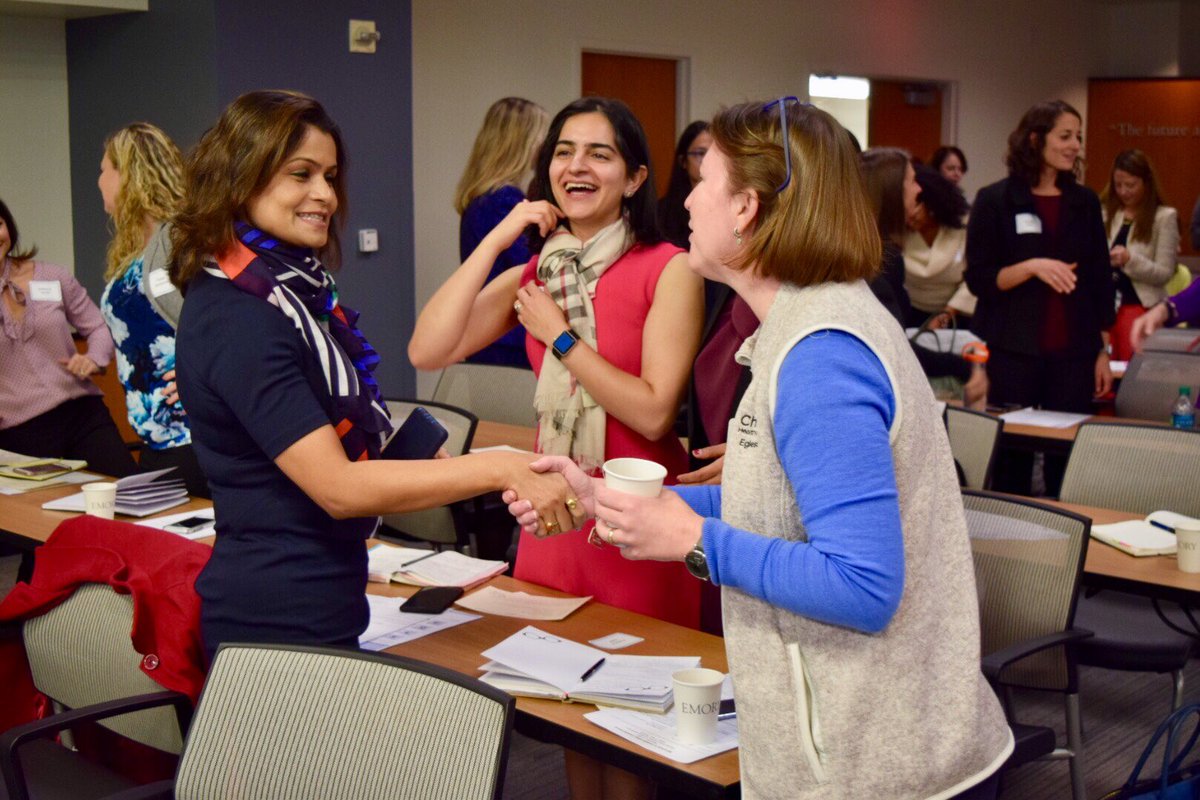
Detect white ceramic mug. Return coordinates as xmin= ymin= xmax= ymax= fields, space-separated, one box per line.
xmin=81 ymin=482 xmax=117 ymax=520
xmin=672 ymin=667 xmax=724 ymax=745
xmin=602 ymin=458 xmax=667 ymax=498
xmin=1176 ymin=520 xmax=1200 ymax=573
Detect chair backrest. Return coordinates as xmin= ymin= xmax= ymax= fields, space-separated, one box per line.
xmin=432 ymin=363 xmax=537 ymax=427
xmin=23 ymin=583 xmax=184 ymax=753
xmin=944 ymin=406 xmax=1003 ymax=490
xmin=381 ymin=399 xmax=477 ymax=548
xmin=175 ymin=644 xmax=514 ymax=800
xmin=962 ymin=490 xmax=1090 ymax=692
xmin=1059 ymin=422 xmax=1200 ymax=517
xmin=1115 ymin=351 xmax=1200 ymax=421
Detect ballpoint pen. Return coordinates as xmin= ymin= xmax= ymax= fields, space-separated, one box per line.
xmin=579 ymin=658 xmax=605 ymax=682
xmin=400 ymin=551 xmax=438 ymax=569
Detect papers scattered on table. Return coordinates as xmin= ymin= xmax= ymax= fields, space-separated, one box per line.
xmin=1091 ymin=511 xmax=1199 ymax=557
xmin=456 ymin=585 xmax=590 ymax=620
xmin=0 ymin=469 xmax=97 ymax=495
xmin=137 ymin=508 xmax=216 ymax=540
xmin=40 ymin=468 xmax=188 ymax=517
xmin=0 ymin=449 xmax=93 ymax=494
xmin=998 ymin=407 xmax=1091 ymax=428
xmin=358 ymin=593 xmax=480 ymax=651
xmin=479 ymin=625 xmax=699 ymax=712
xmin=366 ymin=543 xmax=507 ymax=589
xmin=585 ymin=707 xmax=739 ymax=764
xmin=589 ymin=632 xmax=644 ymax=650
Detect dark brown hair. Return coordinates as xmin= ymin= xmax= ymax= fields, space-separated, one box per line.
xmin=1099 ymin=148 xmax=1168 ymax=245
xmin=1005 ymin=100 xmax=1082 ymax=186
xmin=860 ymin=147 xmax=911 ymax=246
xmin=0 ymin=198 xmax=37 ymax=263
xmin=171 ymin=90 xmax=347 ymax=288
xmin=930 ymin=145 xmax=968 ymax=176
xmin=708 ymin=101 xmax=879 ymax=286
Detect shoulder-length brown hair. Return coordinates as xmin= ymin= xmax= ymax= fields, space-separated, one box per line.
xmin=860 ymin=147 xmax=910 ymax=246
xmin=709 ymin=100 xmax=879 ymax=286
xmin=171 ymin=90 xmax=348 ymax=288
xmin=0 ymin=198 xmax=37 ymax=263
xmin=1005 ymin=100 xmax=1082 ymax=187
xmin=1099 ymin=148 xmax=1167 ymax=245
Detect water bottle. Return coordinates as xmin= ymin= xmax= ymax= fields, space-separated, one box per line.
xmin=1172 ymin=386 xmax=1196 ymax=430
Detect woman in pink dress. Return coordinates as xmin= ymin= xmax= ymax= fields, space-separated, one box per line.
xmin=412 ymin=97 xmax=703 ymax=624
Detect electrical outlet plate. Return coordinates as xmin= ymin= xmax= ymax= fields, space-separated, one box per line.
xmin=349 ymin=20 xmax=377 ymax=54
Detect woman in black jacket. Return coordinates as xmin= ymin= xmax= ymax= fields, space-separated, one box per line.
xmin=965 ymin=100 xmax=1114 ymax=493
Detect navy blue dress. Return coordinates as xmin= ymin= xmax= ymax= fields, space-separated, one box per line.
xmin=177 ymin=270 xmax=375 ymax=657
xmin=459 ymin=185 xmax=532 ymax=368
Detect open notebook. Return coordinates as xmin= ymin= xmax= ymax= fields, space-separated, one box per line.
xmin=1090 ymin=511 xmax=1200 ymax=557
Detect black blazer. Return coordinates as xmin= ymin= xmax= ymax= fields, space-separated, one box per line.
xmin=965 ymin=174 xmax=1115 ymax=358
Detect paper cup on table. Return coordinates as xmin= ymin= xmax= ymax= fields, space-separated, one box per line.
xmin=673 ymin=667 xmax=724 ymax=745
xmin=81 ymin=482 xmax=117 ymax=520
xmin=1176 ymin=521 xmax=1200 ymax=573
xmin=602 ymin=458 xmax=667 ymax=498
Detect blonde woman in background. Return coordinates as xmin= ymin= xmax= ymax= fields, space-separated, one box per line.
xmin=454 ymin=97 xmax=549 ymax=367
xmin=1098 ymin=148 xmax=1180 ymax=360
xmin=98 ymin=122 xmax=208 ymax=496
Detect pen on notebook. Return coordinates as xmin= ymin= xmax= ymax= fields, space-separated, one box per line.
xmin=400 ymin=551 xmax=438 ymax=568
xmin=1149 ymin=520 xmax=1176 ymax=534
xmin=580 ymin=658 xmax=605 ymax=682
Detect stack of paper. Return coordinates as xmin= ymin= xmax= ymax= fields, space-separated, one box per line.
xmin=479 ymin=625 xmax=699 ymax=712
xmin=367 ymin=543 xmax=507 ymax=589
xmin=0 ymin=449 xmax=94 ymax=495
xmin=1091 ymin=511 xmax=1200 ymax=557
xmin=41 ymin=468 xmax=188 ymax=517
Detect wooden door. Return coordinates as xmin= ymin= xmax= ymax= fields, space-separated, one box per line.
xmin=868 ymin=80 xmax=944 ymax=163
xmin=581 ymin=52 xmax=677 ymax=198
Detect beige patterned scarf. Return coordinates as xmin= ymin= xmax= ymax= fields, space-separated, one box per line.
xmin=533 ymin=217 xmax=634 ymax=472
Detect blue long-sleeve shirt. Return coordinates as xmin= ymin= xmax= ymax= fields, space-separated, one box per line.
xmin=674 ymin=330 xmax=905 ymax=633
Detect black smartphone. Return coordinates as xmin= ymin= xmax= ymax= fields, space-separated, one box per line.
xmin=163 ymin=515 xmax=214 ymax=534
xmin=382 ymin=407 xmax=449 ymax=461
xmin=400 ymin=586 xmax=464 ymax=614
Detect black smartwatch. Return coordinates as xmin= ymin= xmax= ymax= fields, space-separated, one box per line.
xmin=684 ymin=538 xmax=710 ymax=581
xmin=551 ymin=329 xmax=580 ymax=360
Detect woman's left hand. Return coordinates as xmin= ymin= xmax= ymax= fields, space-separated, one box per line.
xmin=593 ymin=485 xmax=704 ymax=562
xmin=514 ymin=281 xmax=569 ymax=346
xmin=59 ymin=354 xmax=99 ymax=379
xmin=504 ymin=455 xmax=595 ymax=535
xmin=1094 ymin=350 xmax=1114 ymax=397
xmin=161 ymin=369 xmax=180 ymax=406
xmin=1109 ymin=246 xmax=1130 ymax=269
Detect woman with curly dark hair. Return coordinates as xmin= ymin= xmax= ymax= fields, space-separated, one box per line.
xmin=965 ymin=100 xmax=1113 ymax=493
xmin=903 ymin=164 xmax=976 ymax=329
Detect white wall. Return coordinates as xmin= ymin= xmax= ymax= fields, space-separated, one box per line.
xmin=0 ymin=14 xmax=74 ymax=269
xmin=411 ymin=0 xmax=1114 ymax=392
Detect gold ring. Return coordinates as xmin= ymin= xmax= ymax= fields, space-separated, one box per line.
xmin=565 ymin=497 xmax=580 ymax=514
xmin=545 ymin=519 xmax=560 ymax=534
xmin=514 ymin=300 xmax=524 ymax=313
xmin=606 ymin=528 xmax=616 ymax=546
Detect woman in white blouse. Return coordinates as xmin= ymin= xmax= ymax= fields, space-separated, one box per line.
xmin=902 ymin=164 xmax=976 ymax=329
xmin=1099 ymin=149 xmax=1179 ymax=359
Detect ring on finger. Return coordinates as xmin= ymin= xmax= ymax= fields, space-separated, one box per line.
xmin=565 ymin=497 xmax=580 ymax=515
xmin=545 ymin=519 xmax=560 ymax=534
xmin=606 ymin=528 xmax=616 ymax=546
xmin=513 ymin=300 xmax=524 ymax=313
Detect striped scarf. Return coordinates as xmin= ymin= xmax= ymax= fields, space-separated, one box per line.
xmin=207 ymin=223 xmax=392 ymax=461
xmin=533 ymin=217 xmax=633 ymax=472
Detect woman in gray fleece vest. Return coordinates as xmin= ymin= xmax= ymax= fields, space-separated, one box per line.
xmin=508 ymin=100 xmax=1012 ymax=799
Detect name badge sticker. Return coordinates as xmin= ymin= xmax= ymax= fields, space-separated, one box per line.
xmin=1015 ymin=213 xmax=1043 ymax=235
xmin=27 ymin=280 xmax=63 ymax=302
xmin=148 ymin=268 xmax=175 ymax=298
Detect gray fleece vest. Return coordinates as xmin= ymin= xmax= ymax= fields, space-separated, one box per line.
xmin=721 ymin=280 xmax=1012 ymax=800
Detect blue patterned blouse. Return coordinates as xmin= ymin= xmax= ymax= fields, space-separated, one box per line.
xmin=100 ymin=256 xmax=191 ymax=449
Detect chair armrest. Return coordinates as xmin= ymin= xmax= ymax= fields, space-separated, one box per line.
xmin=0 ymin=690 xmax=190 ymax=800
xmin=982 ymin=628 xmax=1094 ymax=684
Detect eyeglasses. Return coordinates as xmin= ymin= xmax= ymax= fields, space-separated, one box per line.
xmin=685 ymin=148 xmax=708 ymax=160
xmin=763 ymin=96 xmax=808 ymax=193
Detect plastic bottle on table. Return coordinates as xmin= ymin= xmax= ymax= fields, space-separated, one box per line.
xmin=1172 ymin=386 xmax=1196 ymax=430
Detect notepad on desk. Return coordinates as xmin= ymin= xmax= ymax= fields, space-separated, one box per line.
xmin=1090 ymin=511 xmax=1200 ymax=557
xmin=479 ymin=625 xmax=699 ymax=712
xmin=366 ymin=542 xmax=507 ymax=589
xmin=40 ymin=468 xmax=188 ymax=517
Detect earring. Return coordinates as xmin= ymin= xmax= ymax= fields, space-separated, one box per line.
xmin=624 ymin=190 xmax=634 ymax=198
xmin=733 ymin=228 xmax=742 ymax=243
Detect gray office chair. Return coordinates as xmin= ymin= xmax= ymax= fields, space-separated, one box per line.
xmin=944 ymin=406 xmax=1003 ymax=490
xmin=1 ymin=584 xmax=192 ymax=800
xmin=379 ymin=399 xmax=478 ymax=552
xmin=1059 ymin=422 xmax=1200 ymax=712
xmin=432 ymin=363 xmax=537 ymax=427
xmin=963 ymin=490 xmax=1092 ymax=800
xmin=1114 ymin=350 xmax=1200 ymax=423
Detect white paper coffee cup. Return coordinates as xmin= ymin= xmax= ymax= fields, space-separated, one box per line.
xmin=1177 ymin=521 xmax=1200 ymax=573
xmin=673 ymin=667 xmax=724 ymax=745
xmin=602 ymin=458 xmax=667 ymax=498
xmin=81 ymin=482 xmax=117 ymax=520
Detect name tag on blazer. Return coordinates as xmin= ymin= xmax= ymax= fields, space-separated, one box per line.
xmin=1014 ymin=213 xmax=1043 ymax=235
xmin=27 ymin=280 xmax=63 ymax=302
xmin=148 ymin=268 xmax=175 ymax=298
